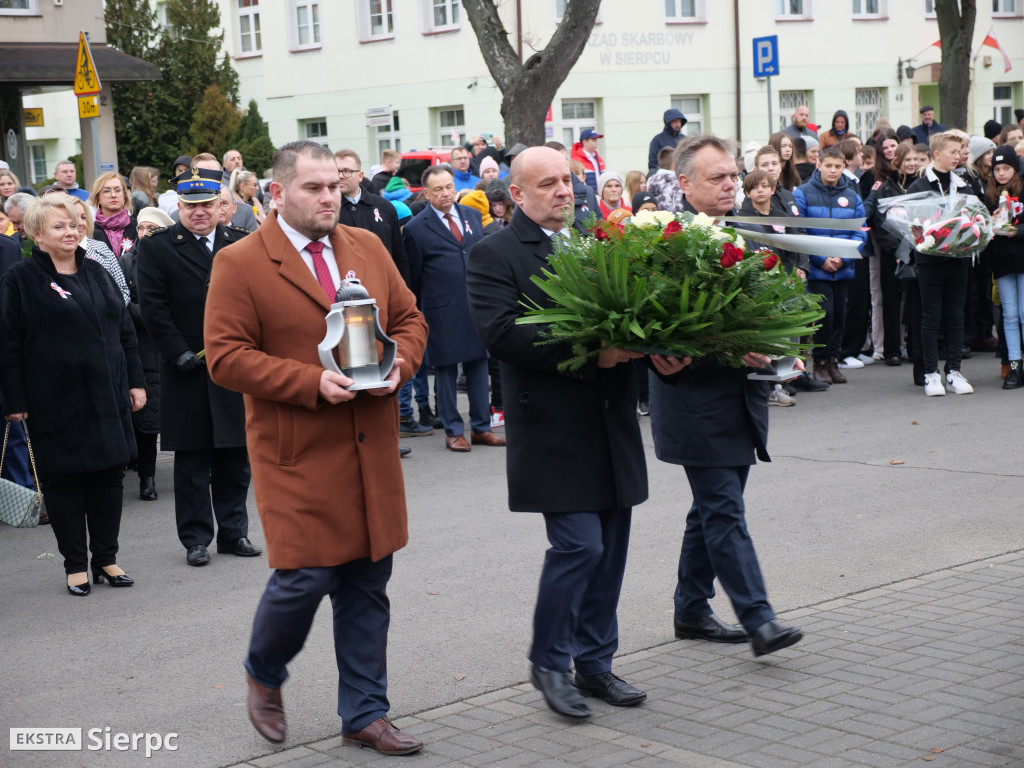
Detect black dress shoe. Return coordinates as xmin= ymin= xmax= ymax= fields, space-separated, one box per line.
xmin=92 ymin=567 xmax=134 ymax=587
xmin=217 ymin=537 xmax=263 ymax=557
xmin=792 ymin=374 xmax=829 ymax=392
xmin=139 ymin=477 xmax=158 ymax=501
xmin=674 ymin=615 xmax=748 ymax=643
xmin=574 ymin=671 xmax=646 ymax=707
xmin=186 ymin=544 xmax=210 ymax=566
xmin=530 ymin=665 xmax=590 ymax=720
xmin=399 ymin=446 xmax=412 ymax=458
xmin=66 ymin=578 xmax=91 ymax=597
xmin=751 ymin=620 xmax=803 ymax=657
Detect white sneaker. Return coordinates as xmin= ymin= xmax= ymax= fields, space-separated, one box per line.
xmin=768 ymin=384 xmax=796 ymax=407
xmin=858 ymin=353 xmax=876 ymax=365
xmin=924 ymin=372 xmax=945 ymax=396
xmin=945 ymin=370 xmax=974 ymax=395
xmin=838 ymin=356 xmax=865 ymax=369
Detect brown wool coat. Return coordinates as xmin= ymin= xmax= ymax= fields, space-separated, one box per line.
xmin=204 ymin=211 xmax=428 ymax=570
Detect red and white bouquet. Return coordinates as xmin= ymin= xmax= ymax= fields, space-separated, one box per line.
xmin=877 ymin=192 xmax=994 ymax=258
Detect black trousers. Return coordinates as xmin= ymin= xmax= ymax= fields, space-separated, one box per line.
xmin=42 ymin=466 xmax=124 ymax=575
xmin=918 ymin=260 xmax=970 ymax=374
xmin=246 ymin=556 xmax=393 ymax=733
xmin=878 ymin=250 xmax=903 ymax=358
xmin=172 ymin=447 xmax=250 ymax=549
xmin=807 ymin=280 xmax=850 ymax=360
xmin=841 ymin=250 xmax=872 ymax=359
xmin=133 ymin=428 xmax=158 ymax=478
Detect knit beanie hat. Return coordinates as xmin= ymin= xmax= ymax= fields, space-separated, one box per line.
xmin=896 ymin=125 xmax=914 ymax=142
xmin=984 ymin=120 xmax=1004 ymax=140
xmin=390 ymin=200 xmax=413 ymax=225
xmin=802 ymin=134 xmax=820 ymax=149
xmin=968 ymin=136 xmax=996 ymax=163
xmin=478 ymin=156 xmax=500 ymax=176
xmin=458 ymin=190 xmax=493 ymax=227
xmin=631 ymin=191 xmax=656 ymax=212
xmin=136 ymin=206 xmax=174 ymax=229
xmin=596 ymin=171 xmax=624 ymax=199
xmin=485 ymin=177 xmax=512 ymax=203
xmin=992 ymin=145 xmax=1020 ymax=174
xmin=385 ymin=176 xmax=407 ymax=193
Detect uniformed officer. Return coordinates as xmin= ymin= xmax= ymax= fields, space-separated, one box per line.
xmin=138 ymin=166 xmax=261 ymax=566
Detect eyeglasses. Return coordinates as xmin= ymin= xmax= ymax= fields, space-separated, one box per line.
xmin=338 ymin=169 xmax=361 ymax=178
xmin=99 ymin=187 xmax=124 ymax=197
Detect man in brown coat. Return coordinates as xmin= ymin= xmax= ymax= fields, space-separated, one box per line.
xmin=204 ymin=141 xmax=428 ymax=756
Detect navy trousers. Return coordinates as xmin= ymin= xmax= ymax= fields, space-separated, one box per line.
xmin=435 ymin=357 xmax=490 ymax=437
xmin=675 ymin=466 xmax=775 ymax=635
xmin=530 ymin=508 xmax=631 ymax=676
xmin=172 ymin=447 xmax=250 ymax=549
xmin=246 ymin=556 xmax=393 ymax=733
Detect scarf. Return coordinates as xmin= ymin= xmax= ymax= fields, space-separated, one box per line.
xmin=94 ymin=208 xmax=131 ymax=256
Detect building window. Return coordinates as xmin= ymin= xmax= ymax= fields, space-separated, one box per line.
xmin=561 ymin=99 xmax=598 ymax=146
xmin=156 ymin=1 xmax=177 ymax=38
xmin=436 ymin=107 xmax=465 ymax=147
xmin=291 ymin=1 xmax=321 ymax=49
xmin=994 ymin=84 xmax=1015 ymax=126
xmin=778 ymin=90 xmax=809 ymax=133
xmin=993 ymin=0 xmax=1021 ymax=17
xmin=775 ymin=0 xmax=812 ymax=19
xmin=356 ymin=0 xmax=395 ymax=41
xmin=238 ymin=0 xmax=261 ymax=55
xmin=29 ymin=144 xmax=47 ymax=184
xmin=664 ymin=0 xmax=705 ymax=22
xmin=854 ymin=87 xmax=883 ymax=141
xmin=304 ymin=118 xmax=328 ymax=141
xmin=924 ymin=0 xmax=935 ymax=17
xmin=555 ymin=0 xmax=603 ymax=23
xmin=376 ymin=110 xmax=401 ymax=156
xmin=670 ymin=95 xmax=704 ymax=136
xmin=0 ymin=0 xmax=36 ymax=15
xmin=852 ymin=0 xmax=885 ymax=18
xmin=423 ymin=0 xmax=460 ymax=32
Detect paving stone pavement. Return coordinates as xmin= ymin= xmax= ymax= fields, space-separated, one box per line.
xmin=229 ymin=551 xmax=1024 ymax=768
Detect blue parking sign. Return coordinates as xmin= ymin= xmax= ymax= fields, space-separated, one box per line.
xmin=752 ymin=35 xmax=779 ymax=78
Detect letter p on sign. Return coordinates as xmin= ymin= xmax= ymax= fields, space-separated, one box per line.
xmin=752 ymin=35 xmax=779 ymax=78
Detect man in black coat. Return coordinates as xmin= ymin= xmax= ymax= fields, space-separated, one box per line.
xmin=467 ymin=147 xmax=656 ymax=720
xmin=138 ymin=167 xmax=261 ymax=567
xmin=650 ymin=136 xmax=802 ymax=657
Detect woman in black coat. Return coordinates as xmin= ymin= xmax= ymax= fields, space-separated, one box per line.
xmin=0 ymin=196 xmax=146 ymax=596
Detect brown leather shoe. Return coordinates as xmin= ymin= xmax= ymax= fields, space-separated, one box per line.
xmin=812 ymin=358 xmax=832 ymax=384
xmin=470 ymin=430 xmax=506 ymax=447
xmin=827 ymin=356 xmax=847 ymax=384
xmin=445 ymin=434 xmax=471 ymax=452
xmin=246 ymin=672 xmax=286 ymax=744
xmin=343 ymin=717 xmax=423 ymax=755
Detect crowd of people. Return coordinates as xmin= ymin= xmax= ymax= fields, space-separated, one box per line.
xmin=2 ymin=101 xmax=1023 ymax=756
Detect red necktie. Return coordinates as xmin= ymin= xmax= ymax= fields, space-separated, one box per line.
xmin=444 ymin=212 xmax=463 ymax=244
xmin=305 ymin=241 xmax=335 ymax=301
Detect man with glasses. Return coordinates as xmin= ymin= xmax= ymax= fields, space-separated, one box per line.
xmin=139 ymin=165 xmax=261 ymax=567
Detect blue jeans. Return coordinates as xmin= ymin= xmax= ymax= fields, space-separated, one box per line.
xmin=398 ymin=363 xmax=431 ymax=420
xmin=997 ymin=273 xmax=1024 ymax=361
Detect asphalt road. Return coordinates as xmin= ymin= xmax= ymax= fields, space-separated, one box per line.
xmin=2 ymin=354 xmax=1022 ymax=767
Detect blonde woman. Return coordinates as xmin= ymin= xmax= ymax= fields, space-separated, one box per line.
xmin=89 ymin=172 xmax=137 ymax=257
xmin=230 ymin=169 xmax=265 ymax=225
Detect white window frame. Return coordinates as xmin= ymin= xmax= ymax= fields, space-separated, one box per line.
xmin=561 ymin=99 xmax=598 ymax=146
xmin=924 ymin=0 xmax=936 ymax=17
xmin=421 ymin=0 xmax=461 ymax=34
xmin=0 ymin=0 xmax=37 ymax=16
xmin=664 ymin=0 xmax=706 ymax=23
xmin=237 ymin=0 xmax=262 ymax=56
xmin=778 ymin=90 xmax=809 ymax=133
xmin=555 ymin=0 xmax=603 ymax=23
xmin=775 ymin=0 xmax=813 ymax=20
xmin=994 ymin=83 xmax=1015 ymax=126
xmin=290 ymin=1 xmax=322 ymax=51
xmin=29 ymin=143 xmax=47 ymax=184
xmin=436 ymin=106 xmax=465 ymax=147
xmin=854 ymin=87 xmax=883 ymax=142
xmin=375 ymin=110 xmax=401 ymax=156
xmin=852 ymin=0 xmax=886 ymax=19
xmin=303 ymin=118 xmax=328 ymax=142
xmin=670 ymin=95 xmax=705 ymax=136
xmin=357 ymin=0 xmax=395 ymax=42
xmin=993 ymin=0 xmax=1022 ymax=18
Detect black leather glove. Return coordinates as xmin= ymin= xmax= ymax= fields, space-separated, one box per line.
xmin=174 ymin=351 xmax=206 ymax=374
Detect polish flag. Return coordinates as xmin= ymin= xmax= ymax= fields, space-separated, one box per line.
xmin=981 ymin=27 xmax=1012 ymax=73
xmin=932 ymin=39 xmax=941 ymax=49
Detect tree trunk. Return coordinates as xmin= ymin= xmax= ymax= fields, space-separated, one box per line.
xmin=462 ymin=0 xmax=602 ymax=147
xmin=934 ymin=0 xmax=975 ymax=131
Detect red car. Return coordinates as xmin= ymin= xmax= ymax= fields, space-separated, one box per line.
xmin=397 ymin=149 xmax=451 ymax=193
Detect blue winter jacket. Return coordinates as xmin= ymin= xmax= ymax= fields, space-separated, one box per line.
xmin=792 ymin=170 xmax=867 ymax=282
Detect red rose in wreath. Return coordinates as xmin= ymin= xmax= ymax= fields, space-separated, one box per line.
xmin=761 ymin=252 xmax=779 ymax=270
xmin=663 ymin=220 xmax=683 ymax=236
xmin=720 ymin=242 xmax=744 ymax=269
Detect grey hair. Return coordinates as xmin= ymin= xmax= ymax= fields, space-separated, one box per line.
xmin=4 ymin=192 xmax=35 ymax=215
xmin=673 ymin=135 xmax=737 ymax=180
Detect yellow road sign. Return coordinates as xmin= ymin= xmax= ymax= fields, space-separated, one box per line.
xmin=78 ymin=95 xmax=99 ymax=120
xmin=73 ymin=31 xmax=101 ymax=96
xmin=23 ymin=108 xmax=44 ymax=128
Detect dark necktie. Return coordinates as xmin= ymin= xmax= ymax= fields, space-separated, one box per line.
xmin=199 ymin=236 xmax=212 ymax=257
xmin=444 ymin=212 xmax=463 ymax=244
xmin=305 ymin=241 xmax=335 ymax=301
